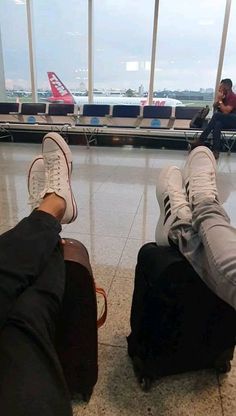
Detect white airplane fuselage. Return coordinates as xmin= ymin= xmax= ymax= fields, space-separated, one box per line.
xmin=47 ymin=71 xmax=184 ymax=107
xmin=71 ymin=95 xmax=184 ymax=107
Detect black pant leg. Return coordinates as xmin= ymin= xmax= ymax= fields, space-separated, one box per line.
xmin=0 ymin=245 xmax=73 ymax=416
xmin=0 ymin=210 xmax=61 ymax=328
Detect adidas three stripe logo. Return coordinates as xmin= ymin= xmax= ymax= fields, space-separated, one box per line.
xmin=163 ymin=195 xmax=171 ymax=224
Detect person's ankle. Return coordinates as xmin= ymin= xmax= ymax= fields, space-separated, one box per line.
xmin=37 ymin=193 xmax=66 ymax=222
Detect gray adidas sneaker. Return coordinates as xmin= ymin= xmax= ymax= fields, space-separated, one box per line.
xmin=183 ymin=146 xmax=218 ymax=208
xmin=155 ymin=165 xmax=192 ymax=245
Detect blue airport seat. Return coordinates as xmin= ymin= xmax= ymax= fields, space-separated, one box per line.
xmin=82 ymin=104 xmax=110 ymax=117
xmin=140 ymin=106 xmax=173 ymax=129
xmin=143 ymin=106 xmax=172 ymax=119
xmin=21 ymin=103 xmax=46 ymax=115
xmin=46 ymin=103 xmax=78 ymax=125
xmin=48 ymin=103 xmax=76 ymax=116
xmin=112 ymin=105 xmax=140 ymax=118
xmin=0 ymin=102 xmax=20 ymax=123
xmin=76 ymin=104 xmax=110 ymax=127
xmin=18 ymin=103 xmax=47 ymax=124
xmin=107 ymin=105 xmax=141 ymax=128
xmin=175 ymin=107 xmax=202 ymax=120
xmin=174 ymin=106 xmax=203 ymax=129
xmin=0 ymin=102 xmax=19 ymax=114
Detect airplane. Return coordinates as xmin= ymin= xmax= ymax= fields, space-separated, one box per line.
xmin=47 ymin=72 xmax=184 ymax=107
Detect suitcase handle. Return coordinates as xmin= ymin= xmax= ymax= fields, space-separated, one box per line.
xmin=96 ymin=287 xmax=107 ymax=328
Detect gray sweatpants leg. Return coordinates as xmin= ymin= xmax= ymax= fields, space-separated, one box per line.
xmin=169 ymin=199 xmax=236 ymax=310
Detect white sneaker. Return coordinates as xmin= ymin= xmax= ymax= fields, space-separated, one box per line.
xmin=41 ymin=132 xmax=78 ymax=224
xmin=183 ymin=146 xmax=218 ymax=208
xmin=155 ymin=166 xmax=192 ymax=246
xmin=27 ymin=156 xmax=45 ymax=210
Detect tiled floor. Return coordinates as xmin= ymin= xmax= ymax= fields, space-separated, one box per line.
xmin=1 ymin=142 xmax=236 ymax=416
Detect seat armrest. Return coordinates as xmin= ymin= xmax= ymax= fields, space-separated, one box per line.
xmin=67 ymin=112 xmax=76 ymax=116
xmin=9 ymin=112 xmax=19 ymax=115
xmin=37 ymin=112 xmax=47 ymax=116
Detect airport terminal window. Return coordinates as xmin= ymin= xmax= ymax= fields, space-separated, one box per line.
xmin=222 ymin=0 xmax=236 ymax=91
xmin=93 ymin=0 xmax=155 ymax=103
xmin=32 ymin=0 xmax=88 ymax=100
xmin=0 ymin=0 xmax=31 ymax=102
xmin=154 ymin=0 xmax=226 ymax=107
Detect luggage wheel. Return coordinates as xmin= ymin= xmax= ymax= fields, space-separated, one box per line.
xmin=215 ymin=361 xmax=231 ymax=374
xmin=140 ymin=377 xmax=152 ymax=392
xmin=81 ymin=392 xmax=92 ymax=402
xmin=72 ymin=389 xmax=93 ymax=403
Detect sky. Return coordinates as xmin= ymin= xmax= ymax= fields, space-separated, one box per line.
xmin=0 ymin=0 xmax=235 ymax=91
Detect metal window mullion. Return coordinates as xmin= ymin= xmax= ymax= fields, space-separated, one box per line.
xmin=26 ymin=0 xmax=37 ymax=102
xmin=0 ymin=25 xmax=6 ymax=101
xmin=88 ymin=0 xmax=94 ymax=103
xmin=148 ymin=0 xmax=160 ymax=105
xmin=214 ymin=0 xmax=232 ymax=101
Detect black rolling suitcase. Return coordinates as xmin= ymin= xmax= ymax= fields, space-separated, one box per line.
xmin=127 ymin=242 xmax=236 ymax=391
xmin=55 ymin=239 xmax=107 ymax=401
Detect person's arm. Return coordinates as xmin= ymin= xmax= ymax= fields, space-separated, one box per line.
xmin=216 ymin=90 xmax=233 ymax=114
xmin=217 ymin=101 xmax=233 ymax=114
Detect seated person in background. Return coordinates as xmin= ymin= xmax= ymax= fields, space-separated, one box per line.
xmin=156 ymin=146 xmax=236 ymax=310
xmin=191 ymin=78 xmax=236 ymax=159
xmin=0 ymin=132 xmax=77 ymax=416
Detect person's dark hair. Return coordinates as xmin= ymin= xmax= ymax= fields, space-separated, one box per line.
xmin=221 ymin=78 xmax=233 ymax=89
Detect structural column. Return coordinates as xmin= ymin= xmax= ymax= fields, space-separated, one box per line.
xmin=26 ymin=0 xmax=38 ymax=102
xmin=148 ymin=0 xmax=160 ymax=105
xmin=0 ymin=26 xmax=6 ymax=101
xmin=88 ymin=0 xmax=94 ymax=103
xmin=214 ymin=0 xmax=232 ymax=100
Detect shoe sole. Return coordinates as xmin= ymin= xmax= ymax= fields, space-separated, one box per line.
xmin=183 ymin=146 xmax=216 ymax=186
xmin=156 ymin=166 xmax=181 ymax=246
xmin=42 ymin=133 xmax=77 ymax=223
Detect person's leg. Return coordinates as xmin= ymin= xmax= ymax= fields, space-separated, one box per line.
xmin=211 ymin=112 xmax=236 ymax=156
xmin=182 ymin=146 xmax=236 ymax=308
xmin=0 ymin=244 xmax=73 ymax=416
xmin=155 ymin=164 xmax=203 ymax=278
xmin=199 ymin=112 xmax=218 ymax=142
xmin=0 ymin=132 xmax=78 ymax=415
xmin=155 ymin=146 xmax=236 ymax=309
xmin=0 ymin=208 xmax=62 ymax=330
xmin=0 ymin=132 xmax=78 ymax=329
xmin=191 ymin=112 xmax=226 ymax=158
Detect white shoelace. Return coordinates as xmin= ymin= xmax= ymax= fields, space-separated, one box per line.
xmin=169 ymin=187 xmax=189 ymax=210
xmin=45 ymin=154 xmax=62 ymax=192
xmin=28 ymin=174 xmax=45 ymax=207
xmin=190 ymin=171 xmax=218 ymax=199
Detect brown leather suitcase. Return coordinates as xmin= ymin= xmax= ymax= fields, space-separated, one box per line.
xmin=55 ymin=238 xmax=107 ymax=401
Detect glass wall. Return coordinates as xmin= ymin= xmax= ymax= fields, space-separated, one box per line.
xmin=94 ymin=0 xmax=155 ymax=97
xmin=222 ymin=0 xmax=236 ymax=91
xmin=0 ymin=0 xmax=31 ymax=101
xmin=33 ymin=0 xmax=88 ymax=96
xmin=0 ymin=0 xmax=234 ymax=106
xmin=154 ymin=0 xmax=226 ymax=106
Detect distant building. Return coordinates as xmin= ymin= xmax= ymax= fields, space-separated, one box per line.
xmin=138 ymin=84 xmax=144 ymax=96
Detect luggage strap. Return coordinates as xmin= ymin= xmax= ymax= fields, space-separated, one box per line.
xmin=96 ymin=287 xmax=107 ymax=328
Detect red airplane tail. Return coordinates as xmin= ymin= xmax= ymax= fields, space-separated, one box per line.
xmin=47 ymin=72 xmax=75 ymax=104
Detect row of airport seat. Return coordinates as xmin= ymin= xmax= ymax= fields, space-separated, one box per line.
xmin=0 ymin=102 xmax=235 ymax=152
xmin=0 ymin=102 xmax=201 ymax=129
